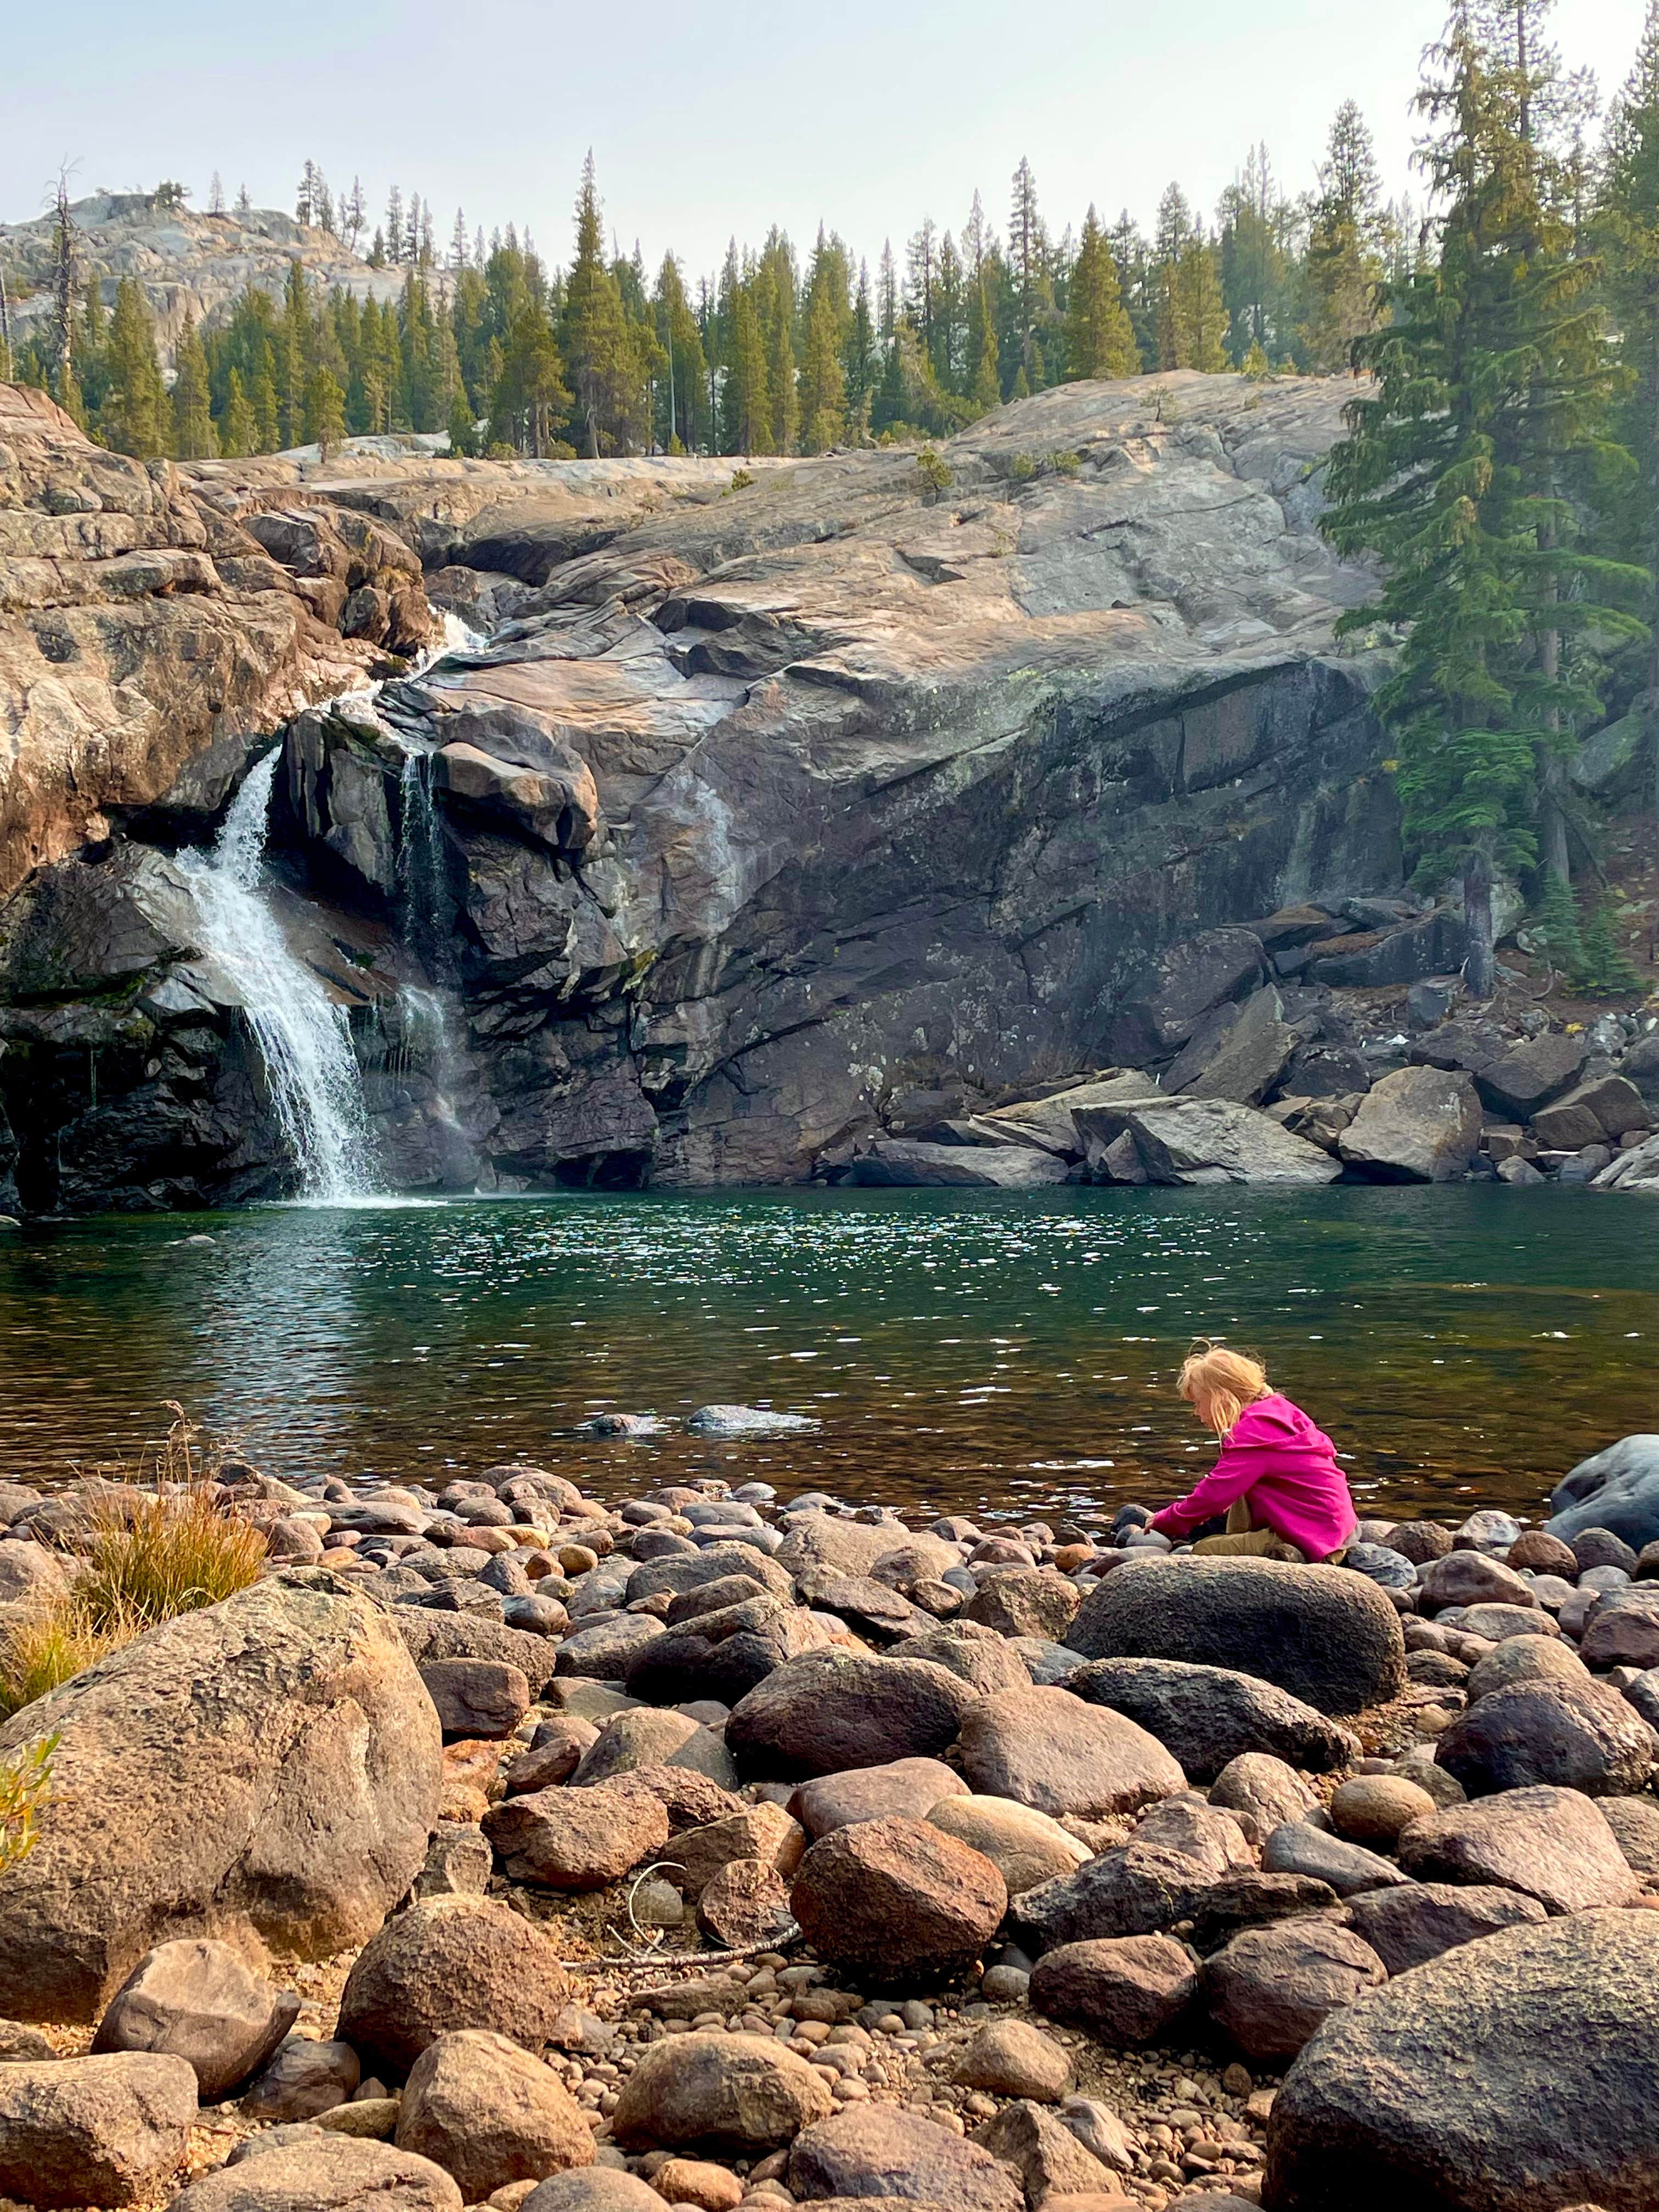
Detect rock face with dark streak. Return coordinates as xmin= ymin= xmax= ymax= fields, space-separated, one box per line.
xmin=1 ymin=372 xmax=1400 ymax=1205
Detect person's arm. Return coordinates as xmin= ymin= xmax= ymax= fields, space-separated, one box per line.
xmin=1148 ymin=1431 xmax=1268 ymax=1537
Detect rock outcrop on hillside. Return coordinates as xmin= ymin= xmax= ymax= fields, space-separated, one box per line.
xmin=0 ymin=194 xmax=404 ymax=368
xmin=2 ymin=370 xmax=1413 ymax=1204
xmin=0 ymin=382 xmax=435 ymax=895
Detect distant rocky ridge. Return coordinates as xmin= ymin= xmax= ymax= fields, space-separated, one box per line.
xmin=11 ymin=364 xmax=1645 ymax=1212
xmin=0 ymin=194 xmax=402 ymax=367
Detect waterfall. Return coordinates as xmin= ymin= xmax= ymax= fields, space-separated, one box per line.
xmin=396 ymin=745 xmax=458 ymax=980
xmin=179 ymin=749 xmax=377 ymax=1201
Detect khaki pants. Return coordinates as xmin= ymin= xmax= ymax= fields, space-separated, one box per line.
xmin=1192 ymin=1499 xmax=1305 ymax=1562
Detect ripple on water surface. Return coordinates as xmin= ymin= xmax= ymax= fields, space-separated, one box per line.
xmin=0 ymin=1183 xmax=1650 ymax=1523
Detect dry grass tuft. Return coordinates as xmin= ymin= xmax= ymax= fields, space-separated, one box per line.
xmin=78 ymin=1488 xmax=267 ymax=1629
xmin=0 ymin=1403 xmax=267 ymax=1719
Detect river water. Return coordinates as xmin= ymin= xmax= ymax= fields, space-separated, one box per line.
xmin=0 ymin=1183 xmax=1651 ymax=1526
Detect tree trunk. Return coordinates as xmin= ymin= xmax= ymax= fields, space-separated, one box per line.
xmin=1463 ymin=843 xmax=1496 ymax=1001
xmin=1539 ymin=749 xmax=1570 ymax=885
xmin=1651 ymin=337 xmax=1659 ymax=826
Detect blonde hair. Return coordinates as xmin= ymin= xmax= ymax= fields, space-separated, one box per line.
xmin=1178 ymin=1340 xmax=1271 ymax=1437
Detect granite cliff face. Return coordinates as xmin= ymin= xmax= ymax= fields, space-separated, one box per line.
xmin=0 ymin=195 xmax=403 ymax=369
xmin=0 ymin=371 xmax=1405 ymax=1209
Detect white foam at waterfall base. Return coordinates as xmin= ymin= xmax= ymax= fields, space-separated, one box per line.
xmin=178 ymin=748 xmax=378 ymax=1201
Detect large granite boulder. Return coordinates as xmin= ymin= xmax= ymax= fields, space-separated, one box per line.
xmin=725 ymin=1650 xmax=980 ymax=1778
xmin=1546 ymin=1435 xmax=1659 ymax=1550
xmin=0 ymin=2051 xmax=198 ymax=2208
xmin=1266 ymin=1910 xmax=1659 ymax=2209
xmin=172 ymin=2136 xmax=462 ymax=2209
xmin=1337 ymin=1066 xmax=1482 ymax=1182
xmin=0 ymin=1580 xmax=440 ymax=2022
xmin=1065 ymin=1556 xmax=1406 ymax=1716
xmin=1433 ymin=1678 xmax=1657 ymax=1798
xmin=956 ymin=1685 xmax=1186 ymax=1816
xmin=1068 ymin=1656 xmax=1356 ymax=1781
xmin=790 ymin=1816 xmax=1007 ymax=1981
xmin=1397 ymin=1785 xmax=1639 ymax=1914
xmin=1103 ymin=1099 xmax=1341 ymax=1187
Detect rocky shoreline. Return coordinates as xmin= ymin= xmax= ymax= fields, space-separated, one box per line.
xmin=0 ymin=1419 xmax=1654 ymax=2210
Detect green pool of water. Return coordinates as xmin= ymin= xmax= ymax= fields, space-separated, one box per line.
xmin=0 ymin=1183 xmax=1650 ymax=1525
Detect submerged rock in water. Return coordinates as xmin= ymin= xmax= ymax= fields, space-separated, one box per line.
xmin=687 ymin=1406 xmax=821 ymax=1436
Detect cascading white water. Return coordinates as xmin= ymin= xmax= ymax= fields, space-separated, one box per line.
xmin=178 ymin=748 xmax=376 ymax=1201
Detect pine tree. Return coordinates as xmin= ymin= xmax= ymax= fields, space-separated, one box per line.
xmin=1304 ymin=101 xmax=1386 ymax=370
xmin=1175 ymin=235 xmax=1229 ymax=371
xmin=723 ymin=286 xmax=771 ymax=455
xmin=250 ymin=368 xmax=280 ymax=453
xmin=209 ymin=172 xmax=225 ymax=216
xmin=278 ymin=259 xmax=312 ymax=447
xmin=1598 ymin=0 xmax=1659 ymax=818
xmin=561 ymin=154 xmax=647 ymax=455
xmin=220 ymin=368 xmax=255 ymax=458
xmin=972 ymin=283 xmax=1002 ymax=409
xmin=1323 ymin=17 xmax=1642 ymax=997
xmin=304 ymin=363 xmax=346 ymax=458
xmin=171 ymin=309 xmax=217 ymax=458
xmin=99 ymin=276 xmax=166 ymax=458
xmin=768 ymin=307 xmax=798 ymax=455
xmin=1577 ymin=895 xmax=1643 ymax=994
xmin=798 ymin=282 xmax=845 ymax=451
xmin=1530 ymin=866 xmax=1584 ymax=972
xmin=488 ymin=308 xmax=572 ymax=456
xmin=1065 ymin=206 xmax=1138 ymax=379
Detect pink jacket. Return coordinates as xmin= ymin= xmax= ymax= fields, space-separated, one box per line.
xmin=1149 ymin=1393 xmax=1357 ymax=1562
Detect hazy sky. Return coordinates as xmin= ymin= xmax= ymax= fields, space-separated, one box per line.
xmin=2 ymin=1 xmax=1645 ymax=281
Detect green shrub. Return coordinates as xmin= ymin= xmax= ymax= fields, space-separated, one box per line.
xmin=915 ymin=446 xmax=953 ymax=496
xmin=0 ymin=1736 xmax=57 ymax=1875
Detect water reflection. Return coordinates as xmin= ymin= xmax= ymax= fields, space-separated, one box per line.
xmin=0 ymin=1184 xmax=1651 ymax=1524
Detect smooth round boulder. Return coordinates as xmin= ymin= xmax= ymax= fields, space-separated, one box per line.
xmin=172 ymin=2136 xmax=463 ymax=2210
xmin=336 ymin=1897 xmax=571 ymax=2076
xmin=524 ymin=2174 xmax=665 ymax=2212
xmin=964 ymin=1568 xmax=1082 ymax=1640
xmin=1434 ymin=1679 xmax=1657 ymax=1798
xmin=1266 ymin=1910 xmax=1659 ymax=2208
xmin=1342 ymin=1882 xmax=1548 ymax=1976
xmin=950 ymin=2018 xmax=1071 ymax=2101
xmin=1397 ymin=1786 xmax=1639 ymax=1914
xmin=725 ymin=1650 xmax=979 ymax=1779
xmin=1545 ymin=1433 xmax=1659 ymax=1549
xmin=1068 ymin=1656 xmax=1356 ymax=1782
xmin=481 ymin=1782 xmax=670 ymax=1889
xmin=1065 ymin=1557 xmax=1406 ymax=1716
xmin=0 ymin=1580 xmax=441 ymax=2023
xmin=92 ymin=1938 xmax=298 ymax=2102
xmin=957 ymin=1686 xmax=1185 ymax=1818
xmin=790 ymin=1816 xmax=1006 ymax=1982
xmin=1029 ymin=1935 xmax=1199 ymax=2046
xmin=926 ymin=1795 xmax=1092 ymax=1895
xmin=788 ymin=2106 xmax=1023 ymax=2212
xmin=1206 ymin=1921 xmax=1387 ymax=2064
xmin=396 ymin=2028 xmax=593 ymax=2200
xmin=885 ymin=1623 xmax=1031 ymax=1696
xmin=610 ymin=2032 xmax=833 ymax=2151
xmin=1207 ymin=1752 xmax=1318 ymax=1837
xmin=1328 ymin=1776 xmax=1438 ymax=1848
xmin=787 ymin=1758 xmax=967 ymax=1839
xmin=0 ymin=2051 xmax=198 ymax=2209
xmin=1463 ymin=1634 xmax=1589 ymax=1703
